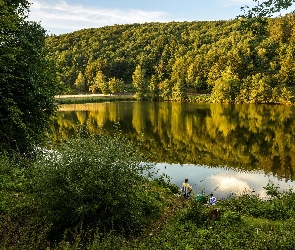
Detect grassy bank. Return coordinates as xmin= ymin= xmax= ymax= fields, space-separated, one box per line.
xmin=55 ymin=94 xmax=136 ymax=104
xmin=2 ymin=133 xmax=295 ymax=249
xmin=54 ymin=93 xmax=212 ymax=105
xmin=55 ymin=93 xmax=295 ymax=105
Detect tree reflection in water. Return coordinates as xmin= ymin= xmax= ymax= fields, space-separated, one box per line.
xmin=53 ymin=101 xmax=295 ymax=194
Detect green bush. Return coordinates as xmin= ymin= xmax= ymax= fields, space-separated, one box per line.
xmin=0 ymin=153 xmax=50 ymax=249
xmin=32 ymin=130 xmax=157 ymax=241
xmin=222 ymin=210 xmax=242 ymax=225
xmin=153 ymin=174 xmax=179 ymax=194
xmin=222 ymin=182 xmax=295 ymax=221
xmin=178 ymin=200 xmax=209 ymax=226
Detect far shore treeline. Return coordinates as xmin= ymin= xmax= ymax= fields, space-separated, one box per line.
xmin=46 ymin=15 xmax=295 ymax=104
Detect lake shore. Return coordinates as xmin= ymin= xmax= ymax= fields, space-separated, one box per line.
xmin=55 ymin=93 xmax=137 ymax=104
xmin=54 ymin=93 xmax=211 ymax=104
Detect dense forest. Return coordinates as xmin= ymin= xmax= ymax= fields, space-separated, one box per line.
xmin=46 ymin=14 xmax=295 ymax=104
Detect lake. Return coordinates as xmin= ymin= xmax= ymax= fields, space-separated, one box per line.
xmin=54 ymin=101 xmax=295 ymax=199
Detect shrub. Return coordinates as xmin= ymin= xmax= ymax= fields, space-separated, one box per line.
xmin=0 ymin=153 xmax=51 ymax=249
xmin=32 ymin=129 xmax=157 ymax=241
xmin=178 ymin=200 xmax=209 ymax=226
xmin=153 ymin=174 xmax=179 ymax=194
xmin=222 ymin=210 xmax=242 ymax=225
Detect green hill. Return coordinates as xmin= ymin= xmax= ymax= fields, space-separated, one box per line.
xmin=46 ymin=15 xmax=295 ymax=103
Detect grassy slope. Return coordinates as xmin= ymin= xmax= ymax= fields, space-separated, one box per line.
xmin=2 ymin=153 xmax=295 ymax=249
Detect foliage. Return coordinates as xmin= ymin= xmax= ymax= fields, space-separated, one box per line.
xmin=240 ymin=0 xmax=295 ymax=19
xmin=31 ymin=128 xmax=158 ymax=241
xmin=55 ymin=192 xmax=295 ymax=249
xmin=0 ymin=0 xmax=59 ymax=154
xmin=153 ymin=173 xmax=179 ymax=194
xmin=273 ymin=86 xmax=294 ymax=104
xmin=89 ymin=70 xmax=106 ymax=93
xmin=160 ymin=79 xmax=173 ymax=100
xmin=132 ymin=65 xmax=147 ymax=100
xmin=3 ymin=154 xmax=295 ymax=250
xmin=237 ymin=73 xmax=294 ymax=103
xmin=237 ymin=73 xmax=273 ymax=103
xmin=177 ymin=200 xmax=209 ymax=226
xmin=45 ymin=17 xmax=295 ymax=104
xmin=222 ymin=182 xmax=295 ymax=220
xmin=172 ymin=80 xmax=188 ymax=101
xmin=0 ymin=153 xmax=51 ymax=249
xmin=88 ymin=71 xmax=125 ymax=95
xmin=131 ymin=184 xmax=295 ymax=250
xmin=148 ymin=75 xmax=161 ymax=101
xmin=109 ymin=77 xmax=124 ymax=94
xmin=74 ymin=72 xmax=86 ymax=92
xmin=210 ymin=67 xmax=241 ymax=103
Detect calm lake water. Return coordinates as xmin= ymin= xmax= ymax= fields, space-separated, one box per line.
xmin=54 ymin=101 xmax=295 ymax=199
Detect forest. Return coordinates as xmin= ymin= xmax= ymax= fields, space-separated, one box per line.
xmin=46 ymin=14 xmax=295 ymax=104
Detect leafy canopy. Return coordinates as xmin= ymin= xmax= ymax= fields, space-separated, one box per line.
xmin=0 ymin=0 xmax=59 ymax=154
xmin=240 ymin=0 xmax=294 ymax=18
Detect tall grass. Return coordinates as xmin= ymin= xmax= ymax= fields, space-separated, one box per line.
xmin=2 ymin=138 xmax=295 ymax=249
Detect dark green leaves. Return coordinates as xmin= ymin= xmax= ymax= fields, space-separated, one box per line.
xmin=0 ymin=1 xmax=59 ymax=154
xmin=240 ymin=0 xmax=294 ymax=19
xmin=32 ymin=131 xmax=156 ymax=238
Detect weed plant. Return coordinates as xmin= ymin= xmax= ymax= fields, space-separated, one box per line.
xmin=2 ymin=139 xmax=295 ymax=249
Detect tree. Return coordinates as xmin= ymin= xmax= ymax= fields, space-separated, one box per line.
xmin=160 ymin=79 xmax=173 ymax=100
xmin=187 ymin=59 xmax=208 ymax=91
xmin=278 ymin=43 xmax=295 ymax=85
xmin=89 ymin=70 xmax=106 ymax=94
xmin=84 ymin=59 xmax=103 ymax=87
xmin=210 ymin=67 xmax=241 ymax=103
xmin=108 ymin=77 xmax=124 ymax=95
xmin=237 ymin=73 xmax=273 ymax=103
xmin=148 ymin=75 xmax=160 ymax=100
xmin=96 ymin=71 xmax=111 ymax=95
xmin=240 ymin=0 xmax=294 ymax=19
xmin=132 ymin=65 xmax=147 ymax=100
xmin=0 ymin=0 xmax=59 ymax=154
xmin=172 ymin=80 xmax=187 ymax=101
xmin=74 ymin=71 xmax=86 ymax=92
xmin=238 ymin=0 xmax=295 ymax=36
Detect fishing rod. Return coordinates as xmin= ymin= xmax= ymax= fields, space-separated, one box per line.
xmin=210 ymin=180 xmax=256 ymax=197
xmin=191 ymin=170 xmax=223 ymax=187
xmin=212 ymin=183 xmax=221 ymax=193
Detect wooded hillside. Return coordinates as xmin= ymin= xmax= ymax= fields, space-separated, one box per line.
xmin=46 ymin=15 xmax=295 ymax=103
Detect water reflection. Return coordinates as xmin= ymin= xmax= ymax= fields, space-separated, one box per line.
xmin=154 ymin=163 xmax=295 ymax=199
xmin=54 ymin=101 xmax=295 ymax=191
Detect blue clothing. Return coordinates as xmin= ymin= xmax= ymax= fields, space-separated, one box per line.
xmin=209 ymin=196 xmax=216 ymax=205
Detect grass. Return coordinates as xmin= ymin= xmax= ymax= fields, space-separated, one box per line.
xmin=54 ymin=93 xmax=212 ymax=105
xmin=2 ymin=145 xmax=295 ymax=249
xmin=55 ymin=88 xmax=295 ymax=105
xmin=55 ymin=94 xmax=136 ymax=104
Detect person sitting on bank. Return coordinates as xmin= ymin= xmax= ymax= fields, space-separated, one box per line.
xmin=209 ymin=193 xmax=217 ymax=205
xmin=182 ymin=179 xmax=193 ymax=198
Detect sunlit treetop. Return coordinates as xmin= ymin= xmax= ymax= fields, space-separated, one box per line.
xmin=239 ymin=0 xmax=294 ymax=18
